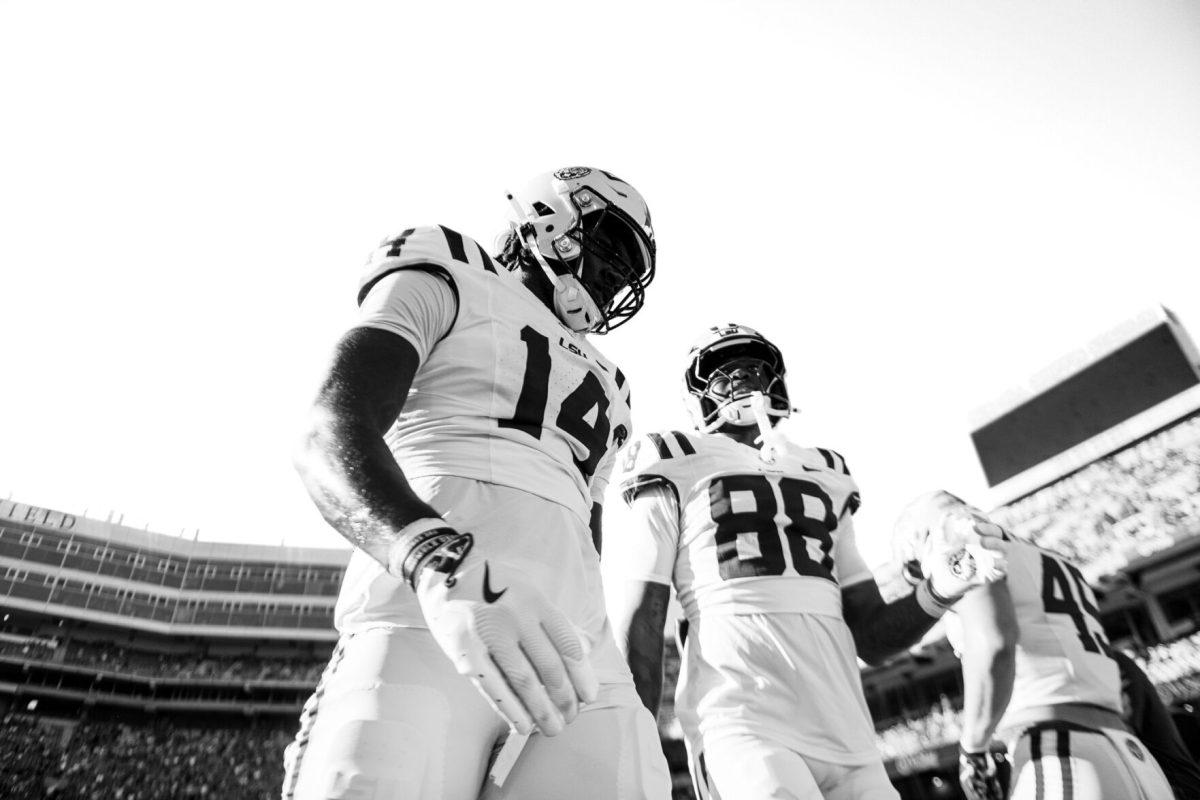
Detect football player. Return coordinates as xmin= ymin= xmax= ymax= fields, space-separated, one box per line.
xmin=894 ymin=491 xmax=1176 ymax=800
xmin=602 ymin=324 xmax=1009 ymax=800
xmin=285 ymin=168 xmax=670 ymax=800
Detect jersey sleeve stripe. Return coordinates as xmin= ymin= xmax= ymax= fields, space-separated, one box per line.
xmin=671 ymin=431 xmax=696 ymax=456
xmin=439 ymin=226 xmax=470 ymax=264
xmin=816 ymin=448 xmax=836 ymax=470
xmin=647 ymin=433 xmax=673 ymax=459
xmin=475 ymin=242 xmax=498 ymax=274
xmin=615 ymin=368 xmax=626 ymax=388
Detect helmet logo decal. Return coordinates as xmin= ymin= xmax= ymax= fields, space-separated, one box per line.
xmin=554 ymin=166 xmax=592 ymax=181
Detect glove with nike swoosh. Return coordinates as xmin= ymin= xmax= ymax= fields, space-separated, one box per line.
xmin=391 ymin=519 xmax=599 ymax=737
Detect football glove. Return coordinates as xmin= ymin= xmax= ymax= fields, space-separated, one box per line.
xmin=959 ymin=747 xmax=1007 ymax=800
xmin=401 ymin=526 xmax=599 ymax=737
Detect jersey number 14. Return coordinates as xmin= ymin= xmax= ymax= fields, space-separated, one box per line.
xmin=499 ymin=326 xmax=611 ymax=480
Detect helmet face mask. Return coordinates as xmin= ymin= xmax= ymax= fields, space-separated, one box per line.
xmin=567 ymin=199 xmax=652 ymax=329
xmin=683 ymin=325 xmax=791 ymax=433
xmin=505 ymin=167 xmax=656 ymax=334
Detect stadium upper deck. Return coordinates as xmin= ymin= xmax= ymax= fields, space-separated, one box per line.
xmin=0 ymin=500 xmax=348 ymax=639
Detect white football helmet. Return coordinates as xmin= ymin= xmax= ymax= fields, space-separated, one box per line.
xmin=893 ymin=490 xmax=996 ymax=584
xmin=683 ymin=324 xmax=793 ymax=433
xmin=504 ymin=167 xmax=656 ymax=334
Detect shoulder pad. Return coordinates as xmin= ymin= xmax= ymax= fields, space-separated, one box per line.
xmin=619 ymin=431 xmax=698 ymax=473
xmin=358 ymin=225 xmax=501 ymax=305
xmin=614 ymin=430 xmax=697 ymax=506
xmin=812 ymin=447 xmax=853 ymax=476
xmin=806 ymin=447 xmax=860 ymax=515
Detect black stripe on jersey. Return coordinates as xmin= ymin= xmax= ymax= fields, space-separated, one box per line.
xmin=615 ymin=368 xmax=626 ymax=388
xmin=671 ymin=431 xmax=696 ymax=456
xmin=384 ymin=228 xmax=415 ymax=258
xmin=1058 ymin=728 xmax=1073 ymax=799
xmin=817 ymin=447 xmax=836 ymax=470
xmin=476 ymin=242 xmax=497 ymax=274
xmin=619 ymin=474 xmax=679 ymax=507
xmin=841 ymin=491 xmax=862 ymax=517
xmin=647 ymin=432 xmax=672 ymax=459
xmin=439 ymin=226 xmax=469 ymax=264
xmin=1032 ymin=728 xmax=1045 ymax=800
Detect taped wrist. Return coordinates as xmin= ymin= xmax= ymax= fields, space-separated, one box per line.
xmin=388 ymin=518 xmax=475 ymax=589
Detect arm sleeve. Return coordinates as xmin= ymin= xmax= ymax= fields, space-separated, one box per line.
xmin=354 ymin=269 xmax=457 ymax=365
xmin=833 ymin=514 xmax=874 ymax=587
xmin=601 ymin=485 xmax=680 ymax=586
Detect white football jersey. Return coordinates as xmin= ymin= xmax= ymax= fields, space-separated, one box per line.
xmin=609 ymin=431 xmax=871 ymax=618
xmin=947 ymin=538 xmax=1121 ymax=729
xmin=604 ymin=430 xmax=881 ymax=764
xmin=335 ymin=225 xmax=632 ymax=633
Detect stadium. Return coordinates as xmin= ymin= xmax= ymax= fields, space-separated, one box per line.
xmin=3 ymin=307 xmax=1200 ymax=799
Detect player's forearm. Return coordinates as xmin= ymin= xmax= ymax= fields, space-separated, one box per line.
xmin=610 ymin=581 xmax=670 ymax=717
xmin=959 ymin=644 xmax=1016 ymax=750
xmin=628 ymin=641 xmax=664 ymax=716
xmin=295 ymin=409 xmax=441 ymax=569
xmin=849 ymin=592 xmax=942 ymax=666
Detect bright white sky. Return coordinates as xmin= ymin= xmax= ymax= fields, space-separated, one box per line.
xmin=2 ymin=0 xmax=1198 ymax=568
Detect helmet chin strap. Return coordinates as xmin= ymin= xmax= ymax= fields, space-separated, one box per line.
xmin=506 ymin=193 xmax=601 ymax=333
xmin=700 ymin=391 xmax=791 ymax=463
xmin=517 ymin=229 xmax=601 ymax=333
xmin=749 ymin=392 xmax=788 ymax=464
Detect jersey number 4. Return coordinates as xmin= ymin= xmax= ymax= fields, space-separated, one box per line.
xmin=709 ymin=474 xmax=837 ymax=582
xmin=1040 ymin=553 xmax=1111 ymax=656
xmin=499 ymin=326 xmax=610 ymax=480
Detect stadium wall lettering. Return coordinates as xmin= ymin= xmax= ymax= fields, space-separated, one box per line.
xmin=0 ymin=501 xmax=76 ymax=530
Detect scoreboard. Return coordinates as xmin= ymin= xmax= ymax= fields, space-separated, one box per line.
xmin=971 ymin=306 xmax=1200 ymax=491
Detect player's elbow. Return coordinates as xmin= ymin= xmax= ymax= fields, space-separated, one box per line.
xmin=967 ymin=628 xmax=1017 ymax=665
xmin=855 ymin=646 xmax=891 ymax=669
xmin=292 ymin=405 xmax=340 ymax=491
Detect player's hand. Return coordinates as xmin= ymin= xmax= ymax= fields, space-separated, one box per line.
xmin=414 ymin=553 xmax=599 ymax=737
xmin=921 ymin=505 xmax=1009 ymax=603
xmin=958 ymin=747 xmax=1006 ymax=800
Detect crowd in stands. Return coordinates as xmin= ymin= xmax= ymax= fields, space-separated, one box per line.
xmin=0 ymin=715 xmax=291 ymax=800
xmin=1136 ymin=631 xmax=1200 ymax=705
xmin=0 ymin=636 xmax=328 ymax=683
xmin=875 ymin=695 xmax=962 ymax=762
xmin=991 ymin=416 xmax=1200 ymax=579
xmin=0 ymin=714 xmax=62 ymax=799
